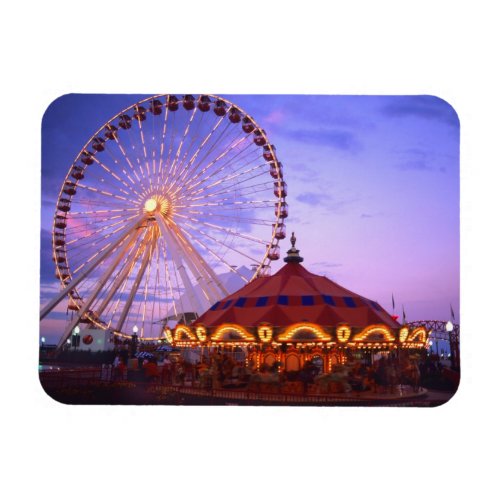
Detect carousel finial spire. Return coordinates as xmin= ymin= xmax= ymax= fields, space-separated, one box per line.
xmin=284 ymin=231 xmax=304 ymax=263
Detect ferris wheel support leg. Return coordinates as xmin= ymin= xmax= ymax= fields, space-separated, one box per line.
xmin=115 ymin=232 xmax=156 ymax=334
xmin=55 ymin=225 xmax=141 ymax=351
xmin=167 ymin=228 xmax=221 ymax=306
xmin=154 ymin=214 xmax=206 ymax=315
xmin=93 ymin=228 xmax=148 ymax=319
xmin=40 ymin=216 xmax=145 ymax=321
xmin=170 ymin=225 xmax=228 ymax=301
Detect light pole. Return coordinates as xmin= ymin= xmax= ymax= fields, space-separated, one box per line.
xmin=446 ymin=320 xmax=455 ymax=369
xmin=72 ymin=326 xmax=80 ymax=350
xmin=131 ymin=325 xmax=139 ymax=357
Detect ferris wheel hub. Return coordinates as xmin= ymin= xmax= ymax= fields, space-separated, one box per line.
xmin=144 ymin=198 xmax=158 ymax=213
xmin=143 ymin=195 xmax=171 ymax=217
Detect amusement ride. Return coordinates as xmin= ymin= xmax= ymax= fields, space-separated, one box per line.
xmin=40 ymin=95 xmax=288 ymax=349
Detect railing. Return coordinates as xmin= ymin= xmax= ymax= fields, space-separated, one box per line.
xmin=165 ymin=384 xmax=427 ymax=404
xmin=39 ymin=367 xmax=104 ymax=389
xmin=39 ymin=368 xmax=433 ymax=405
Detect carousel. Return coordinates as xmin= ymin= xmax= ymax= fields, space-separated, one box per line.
xmin=165 ymin=234 xmax=429 ymax=374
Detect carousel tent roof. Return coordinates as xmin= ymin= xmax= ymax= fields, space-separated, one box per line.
xmin=195 ymin=234 xmax=399 ymax=330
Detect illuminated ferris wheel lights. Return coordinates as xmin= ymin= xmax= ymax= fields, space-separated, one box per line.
xmin=44 ymin=94 xmax=287 ymax=347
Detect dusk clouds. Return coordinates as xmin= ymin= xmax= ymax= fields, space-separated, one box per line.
xmin=41 ymin=94 xmax=459 ymax=340
xmin=380 ymin=95 xmax=459 ymax=128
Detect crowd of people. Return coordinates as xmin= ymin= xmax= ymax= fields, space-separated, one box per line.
xmin=109 ymin=349 xmax=451 ymax=394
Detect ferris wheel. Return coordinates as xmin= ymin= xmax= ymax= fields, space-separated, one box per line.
xmin=40 ymin=94 xmax=288 ymax=348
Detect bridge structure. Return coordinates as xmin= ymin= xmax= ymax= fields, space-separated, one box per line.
xmin=408 ymin=320 xmax=460 ymax=370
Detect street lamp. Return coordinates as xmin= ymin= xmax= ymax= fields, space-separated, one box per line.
xmin=445 ymin=320 xmax=457 ymax=369
xmin=72 ymin=325 xmax=81 ymax=349
xmin=131 ymin=325 xmax=139 ymax=357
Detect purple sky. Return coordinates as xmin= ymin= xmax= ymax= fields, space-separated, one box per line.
xmin=40 ymin=94 xmax=459 ymax=342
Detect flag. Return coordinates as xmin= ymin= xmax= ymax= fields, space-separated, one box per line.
xmin=450 ymin=304 xmax=455 ymax=322
xmin=392 ymin=293 xmax=395 ymax=311
xmin=402 ymin=305 xmax=407 ymax=324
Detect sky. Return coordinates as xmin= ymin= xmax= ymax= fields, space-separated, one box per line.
xmin=40 ymin=94 xmax=459 ymax=343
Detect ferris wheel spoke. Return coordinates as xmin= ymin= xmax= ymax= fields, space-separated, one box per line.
xmin=64 ymin=226 xmax=135 ymax=271
xmin=43 ymin=215 xmax=145 ymax=321
xmin=155 ymin=105 xmax=172 ymax=193
xmin=70 ymin=219 xmax=144 ymax=275
xmin=187 ymin=178 xmax=272 ymax=205
xmin=169 ymin=245 xmax=189 ymax=322
xmin=182 ymin=209 xmax=276 ymax=226
xmin=63 ymin=213 xmax=138 ymax=239
xmin=178 ymin=199 xmax=276 ymax=210
xmin=76 ymin=183 xmax=139 ymax=204
xmin=114 ymin=137 xmax=143 ymax=184
xmin=169 ymin=110 xmax=208 ymax=185
xmin=169 ymin=107 xmax=199 ymax=180
xmin=158 ymin=235 xmax=187 ymax=322
xmin=64 ymin=221 xmax=137 ymax=245
xmin=158 ymin=236 xmax=179 ymax=321
xmin=138 ymin=229 xmax=156 ymax=338
xmin=135 ymin=114 xmax=155 ymax=193
xmin=188 ymin=162 xmax=269 ymax=199
xmin=154 ymin=213 xmax=207 ymax=314
xmin=170 ymin=131 xmax=247 ymax=199
xmin=96 ymin=137 xmax=142 ymax=191
xmin=178 ymin=137 xmax=255 ymax=197
xmin=135 ymin=110 xmax=149 ymax=165
xmin=122 ymin=119 xmax=148 ymax=182
xmin=176 ymin=214 xmax=270 ymax=247
xmin=176 ymin=224 xmax=251 ymax=284
xmin=169 ymin=223 xmax=228 ymax=302
xmin=67 ymin=196 xmax=133 ymax=208
xmin=115 ymin=228 xmax=156 ymax=333
xmin=90 ymin=155 xmax=140 ymax=196
xmin=149 ymin=242 xmax=162 ymax=338
xmin=170 ymin=114 xmax=227 ymax=191
xmin=171 ymin=123 xmax=240 ymax=201
xmin=176 ymin=116 xmax=243 ymax=181
xmin=180 ymin=221 xmax=263 ymax=265
xmin=54 ymin=224 xmax=142 ymax=347
xmin=158 ymin=109 xmax=178 ymax=189
xmin=93 ymin=231 xmax=148 ymax=319
xmin=69 ymin=207 xmax=137 ymax=216
xmin=88 ymin=244 xmax=140 ymax=319
xmin=173 ymin=133 xmax=250 ymax=197
xmin=105 ymin=250 xmax=144 ymax=332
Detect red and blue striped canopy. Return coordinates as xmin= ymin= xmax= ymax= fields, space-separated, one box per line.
xmin=195 ymin=261 xmax=399 ymax=329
